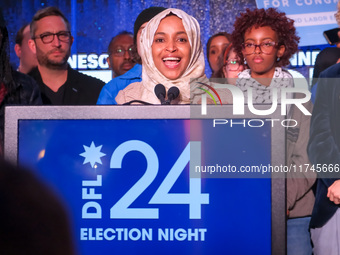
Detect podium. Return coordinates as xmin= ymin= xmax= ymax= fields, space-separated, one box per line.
xmin=5 ymin=105 xmax=286 ymax=255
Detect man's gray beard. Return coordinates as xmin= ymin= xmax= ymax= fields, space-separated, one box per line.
xmin=37 ymin=50 xmax=70 ymax=70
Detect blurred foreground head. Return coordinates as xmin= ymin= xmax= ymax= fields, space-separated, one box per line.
xmin=0 ymin=160 xmax=76 ymax=255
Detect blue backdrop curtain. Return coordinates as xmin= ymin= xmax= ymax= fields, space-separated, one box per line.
xmin=1 ymin=0 xmax=257 ymax=76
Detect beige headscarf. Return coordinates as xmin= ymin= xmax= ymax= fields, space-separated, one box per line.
xmin=138 ymin=8 xmax=207 ymax=104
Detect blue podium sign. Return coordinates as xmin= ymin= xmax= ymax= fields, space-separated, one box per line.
xmin=4 ymin=106 xmax=285 ymax=255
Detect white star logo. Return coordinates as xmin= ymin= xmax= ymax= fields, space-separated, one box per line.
xmin=80 ymin=142 xmax=106 ymax=168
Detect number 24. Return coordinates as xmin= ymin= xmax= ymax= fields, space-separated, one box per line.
xmin=110 ymin=141 xmax=209 ymax=219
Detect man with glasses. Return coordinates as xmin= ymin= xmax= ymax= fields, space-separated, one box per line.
xmin=28 ymin=6 xmax=104 ymax=105
xmin=107 ymin=31 xmax=134 ymax=79
xmin=97 ymin=6 xmax=166 ymax=105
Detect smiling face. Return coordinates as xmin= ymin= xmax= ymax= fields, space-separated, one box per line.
xmin=208 ymin=35 xmax=230 ymax=73
xmin=29 ymin=15 xmax=73 ymax=70
xmin=151 ymin=15 xmax=191 ymax=80
xmin=242 ymin=26 xmax=285 ymax=79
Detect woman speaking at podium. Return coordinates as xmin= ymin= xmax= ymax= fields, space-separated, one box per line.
xmin=115 ymin=8 xmax=230 ymax=105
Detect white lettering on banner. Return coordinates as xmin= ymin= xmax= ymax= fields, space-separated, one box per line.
xmin=80 ymin=228 xmax=207 ymax=241
xmin=87 ymin=54 xmax=99 ymax=69
xmin=263 ymin=0 xmax=289 ymax=8
xmin=290 ymin=50 xmax=319 ymax=66
xmin=80 ymin=228 xmax=153 ymax=241
xmin=295 ymin=0 xmax=337 ymax=6
xmin=262 ymin=0 xmax=336 ymax=8
xmin=298 ymin=51 xmax=311 ymax=66
xmin=110 ymin=141 xmax=209 ymax=219
xmin=82 ymin=175 xmax=102 ymax=219
xmin=158 ymin=228 xmax=207 ymax=241
xmin=68 ymin=53 xmax=109 ymax=69
xmin=67 ymin=52 xmax=315 ymax=70
xmin=110 ymin=140 xmax=160 ymax=219
xmin=287 ymin=11 xmax=337 ymax=27
xmin=77 ymin=54 xmax=87 ymax=69
xmin=78 ymin=142 xmax=210 ymax=242
xmin=79 ymin=141 xmax=208 ymax=220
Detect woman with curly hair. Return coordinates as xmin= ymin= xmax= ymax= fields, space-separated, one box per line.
xmin=231 ymin=8 xmax=299 ymax=103
xmin=232 ymin=8 xmax=315 ymax=255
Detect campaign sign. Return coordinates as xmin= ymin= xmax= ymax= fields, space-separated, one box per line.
xmin=256 ymin=0 xmax=338 ymax=46
xmin=13 ymin=109 xmax=273 ymax=255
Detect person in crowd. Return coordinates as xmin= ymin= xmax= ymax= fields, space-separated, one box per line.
xmin=206 ymin=32 xmax=231 ymax=78
xmin=308 ymin=2 xmax=340 ymax=254
xmin=232 ymin=8 xmax=299 ymax=103
xmin=97 ymin=6 xmax=166 ymax=105
xmin=0 ymin=10 xmax=41 ymax=154
xmin=286 ymin=96 xmax=315 ymax=255
xmin=220 ymin=43 xmax=246 ymax=85
xmin=232 ymin=8 xmax=315 ymax=255
xmin=107 ymin=31 xmax=134 ymax=79
xmin=28 ymin=6 xmax=104 ymax=105
xmin=308 ymin=60 xmax=340 ymax=255
xmin=14 ymin=24 xmax=38 ymax=74
xmin=115 ymin=8 xmax=230 ymax=105
xmin=312 ymin=47 xmax=340 ymax=87
xmin=311 ymin=47 xmax=340 ymax=103
xmin=0 ymin=159 xmax=76 ymax=255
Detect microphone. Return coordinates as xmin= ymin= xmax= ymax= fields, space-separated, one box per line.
xmin=154 ymin=84 xmax=167 ymax=105
xmin=166 ymin=86 xmax=180 ymax=104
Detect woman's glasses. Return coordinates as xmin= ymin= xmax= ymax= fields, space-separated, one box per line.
xmin=242 ymin=41 xmax=278 ymax=55
xmin=225 ymin=59 xmax=241 ymax=71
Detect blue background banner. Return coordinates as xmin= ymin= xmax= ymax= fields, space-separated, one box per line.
xmin=256 ymin=0 xmax=338 ymax=46
xmin=1 ymin=0 xmax=257 ymax=79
